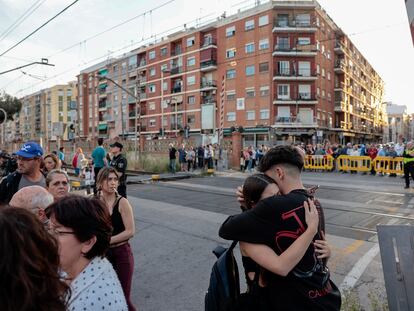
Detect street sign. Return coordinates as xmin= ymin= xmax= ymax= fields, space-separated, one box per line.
xmin=317 ymin=130 xmax=323 ymax=137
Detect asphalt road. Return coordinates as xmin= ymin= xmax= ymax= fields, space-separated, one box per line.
xmin=125 ymin=171 xmax=414 ymax=310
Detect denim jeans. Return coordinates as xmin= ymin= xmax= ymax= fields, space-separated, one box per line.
xmin=169 ymin=159 xmax=176 ymax=173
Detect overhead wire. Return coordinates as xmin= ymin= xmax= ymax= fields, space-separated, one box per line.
xmin=0 ymin=0 xmax=176 ymax=91
xmin=0 ymin=0 xmax=80 ymax=58
xmin=0 ymin=0 xmax=46 ymax=43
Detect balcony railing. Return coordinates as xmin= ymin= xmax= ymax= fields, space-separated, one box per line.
xmin=273 ymin=68 xmax=317 ymax=77
xmin=275 ymin=116 xmax=317 ymax=125
xmin=274 ymin=92 xmax=317 ymax=101
xmin=170 ymin=66 xmax=183 ymax=75
xmin=200 ymin=60 xmax=217 ymax=68
xmin=202 ymin=96 xmax=216 ymax=104
xmin=171 ymin=47 xmax=182 ymax=56
xmin=200 ymin=80 xmax=217 ymax=88
xmin=202 ymin=38 xmax=217 ymax=47
xmin=138 ymin=60 xmax=146 ymax=67
xmin=172 ymin=86 xmax=182 ymax=93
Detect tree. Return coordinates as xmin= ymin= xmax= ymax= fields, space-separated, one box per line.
xmin=0 ymin=92 xmax=22 ymax=123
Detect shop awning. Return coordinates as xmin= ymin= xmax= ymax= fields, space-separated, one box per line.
xmin=98 ymin=124 xmax=107 ymax=130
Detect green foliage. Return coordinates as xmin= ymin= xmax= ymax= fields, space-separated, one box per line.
xmin=0 ymin=92 xmax=22 ymax=122
xmin=341 ymin=287 xmax=389 ymax=311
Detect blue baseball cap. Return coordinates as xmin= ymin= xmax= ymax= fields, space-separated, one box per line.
xmin=16 ymin=142 xmax=43 ymax=158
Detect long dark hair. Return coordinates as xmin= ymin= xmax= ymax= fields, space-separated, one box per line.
xmin=242 ymin=173 xmax=276 ymax=211
xmin=0 ymin=207 xmax=69 ymax=311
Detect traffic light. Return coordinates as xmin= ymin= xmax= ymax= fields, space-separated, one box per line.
xmin=69 ymin=124 xmax=75 ymax=132
xmin=97 ymin=68 xmax=108 ymax=81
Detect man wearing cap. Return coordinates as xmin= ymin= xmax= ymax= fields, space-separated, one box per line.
xmin=109 ymin=142 xmax=128 ymax=198
xmin=0 ymin=142 xmax=46 ymax=204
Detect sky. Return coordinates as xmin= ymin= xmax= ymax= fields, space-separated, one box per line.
xmin=0 ymin=0 xmax=413 ymax=110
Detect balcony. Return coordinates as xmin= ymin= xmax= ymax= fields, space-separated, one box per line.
xmin=170 ymin=66 xmax=183 ymax=75
xmin=200 ymin=60 xmax=217 ymax=72
xmin=128 ymin=96 xmax=137 ymax=104
xmin=172 ymin=86 xmax=182 ymax=93
xmin=137 ymin=60 xmax=147 ymax=68
xmin=171 ymin=46 xmax=182 ymax=57
xmin=273 ymin=92 xmax=317 ymax=105
xmin=334 ymin=61 xmax=346 ymax=73
xmin=272 ymin=45 xmax=317 ymax=57
xmin=200 ymin=80 xmax=217 ymax=91
xmin=201 ymin=38 xmax=217 ymax=50
xmin=273 ymin=69 xmax=317 ymax=81
xmin=273 ymin=20 xmax=317 ymax=33
xmin=334 ymin=42 xmax=345 ymax=55
xmin=273 ymin=116 xmax=318 ymax=127
xmin=98 ymin=101 xmax=107 ymax=111
xmin=202 ymin=96 xmax=216 ymax=105
xmin=170 ymin=123 xmax=183 ymax=131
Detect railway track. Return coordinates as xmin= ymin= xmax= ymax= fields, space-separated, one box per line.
xmin=129 ymin=180 xmax=414 ymax=241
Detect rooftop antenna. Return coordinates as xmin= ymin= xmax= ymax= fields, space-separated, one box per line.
xmin=221 ymin=11 xmax=226 ymax=19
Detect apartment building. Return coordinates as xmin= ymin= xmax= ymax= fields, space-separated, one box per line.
xmin=76 ymin=0 xmax=385 ymax=145
xmin=386 ymin=102 xmax=411 ymax=142
xmin=8 ymin=83 xmax=77 ymax=145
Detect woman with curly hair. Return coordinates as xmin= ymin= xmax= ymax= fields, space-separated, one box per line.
xmin=0 ymin=207 xmax=69 ymax=311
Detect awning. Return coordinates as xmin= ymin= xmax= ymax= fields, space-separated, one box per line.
xmin=98 ymin=124 xmax=107 ymax=130
xmin=243 ymin=127 xmax=269 ymax=133
xmin=98 ymin=83 xmax=107 ymax=89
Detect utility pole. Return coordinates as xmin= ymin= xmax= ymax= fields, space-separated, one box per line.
xmin=134 ymin=71 xmax=143 ymax=165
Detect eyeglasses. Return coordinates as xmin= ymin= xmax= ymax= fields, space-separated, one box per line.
xmin=49 ymin=227 xmax=75 ymax=236
xmin=16 ymin=156 xmax=37 ymax=162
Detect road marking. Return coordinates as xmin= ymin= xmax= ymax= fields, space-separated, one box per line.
xmin=339 ymin=218 xmax=400 ymax=290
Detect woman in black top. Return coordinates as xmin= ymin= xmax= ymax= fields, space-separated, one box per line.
xmin=240 ymin=174 xmax=330 ymax=292
xmin=96 ymin=167 xmax=136 ymax=311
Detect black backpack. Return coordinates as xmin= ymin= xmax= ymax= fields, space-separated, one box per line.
xmin=205 ymin=241 xmax=240 ymax=311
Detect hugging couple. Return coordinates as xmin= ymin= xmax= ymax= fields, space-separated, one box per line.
xmin=219 ymin=145 xmax=341 ymax=311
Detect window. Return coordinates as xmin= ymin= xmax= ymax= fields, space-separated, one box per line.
xmin=327 ymin=72 xmax=331 ymax=80
xmin=259 ymin=62 xmax=269 ymax=73
xmin=149 ymin=119 xmax=156 ymax=127
xmin=277 ymin=37 xmax=290 ymax=50
xmin=317 ymin=87 xmax=320 ymax=96
xmin=226 ymin=25 xmax=236 ymax=37
xmin=277 ymin=14 xmax=289 ymax=27
xmin=298 ymin=85 xmax=311 ymax=99
xmin=278 ymin=84 xmax=290 ymax=99
xmin=259 ymin=38 xmax=269 ymax=50
xmin=322 ymin=68 xmax=325 ymax=77
xmin=227 ymin=112 xmax=236 ymax=121
xmin=260 ymin=85 xmax=269 ymax=96
xmin=188 ymin=95 xmax=195 ymax=104
xmin=297 ymin=37 xmax=311 ymax=46
xmin=296 ymin=14 xmax=311 ymax=26
xmin=187 ymin=57 xmax=196 ymax=67
xmin=163 ymin=81 xmax=168 ymax=91
xmin=321 ymin=45 xmax=325 ymax=54
xmin=149 ymin=84 xmax=156 ymax=93
xmin=150 ymin=67 xmax=156 ymax=76
xmin=327 ymin=92 xmax=331 ymax=101
xmin=186 ymin=36 xmax=195 ymax=47
xmin=226 ymin=48 xmax=236 ymax=58
xmin=245 ymin=19 xmax=255 ymax=31
xmin=187 ymin=114 xmax=195 ymax=124
xmin=327 ymin=51 xmax=331 ymax=59
xmin=161 ymin=64 xmax=168 ymax=72
xmin=149 ymin=50 xmax=156 ymax=60
xmin=160 ymin=47 xmax=167 ymax=56
xmin=245 ymin=65 xmax=255 ymax=76
xmin=316 ymin=40 xmax=320 ymax=51
xmin=149 ymin=102 xmax=156 ymax=110
xmin=278 ymin=61 xmax=290 ymax=75
xmin=322 ymin=89 xmax=326 ymax=98
xmin=260 ymin=109 xmax=269 ymax=120
xmin=245 ymin=43 xmax=255 ymax=53
xmin=226 ymin=69 xmax=236 ymax=79
xmin=298 ymin=61 xmax=311 ymax=76
xmin=236 ymin=98 xmax=245 ymax=110
xmin=259 ymin=15 xmax=269 ymax=26
xmin=226 ymin=91 xmax=236 ymax=100
xmin=246 ymin=88 xmax=255 ymax=98
xmin=187 ymin=75 xmax=196 ymax=86
xmin=246 ymin=110 xmax=255 ymax=120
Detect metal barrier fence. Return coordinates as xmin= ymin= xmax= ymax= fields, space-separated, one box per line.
xmin=304 ymin=155 xmax=404 ymax=175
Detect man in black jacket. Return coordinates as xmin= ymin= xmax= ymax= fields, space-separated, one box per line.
xmin=0 ymin=142 xmax=45 ymax=205
xmin=219 ymin=145 xmax=341 ymax=310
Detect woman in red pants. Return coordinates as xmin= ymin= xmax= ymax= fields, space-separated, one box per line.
xmin=96 ymin=167 xmax=136 ymax=311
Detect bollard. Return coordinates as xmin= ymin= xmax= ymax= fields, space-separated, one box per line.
xmin=71 ymin=181 xmax=81 ymax=190
xmin=207 ymin=168 xmax=215 ymax=175
xmin=151 ymin=174 xmax=160 ymax=181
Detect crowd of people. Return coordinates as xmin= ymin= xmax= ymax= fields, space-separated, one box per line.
xmin=168 ymin=143 xmax=223 ymax=173
xmin=0 ymin=141 xmax=136 ymax=311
